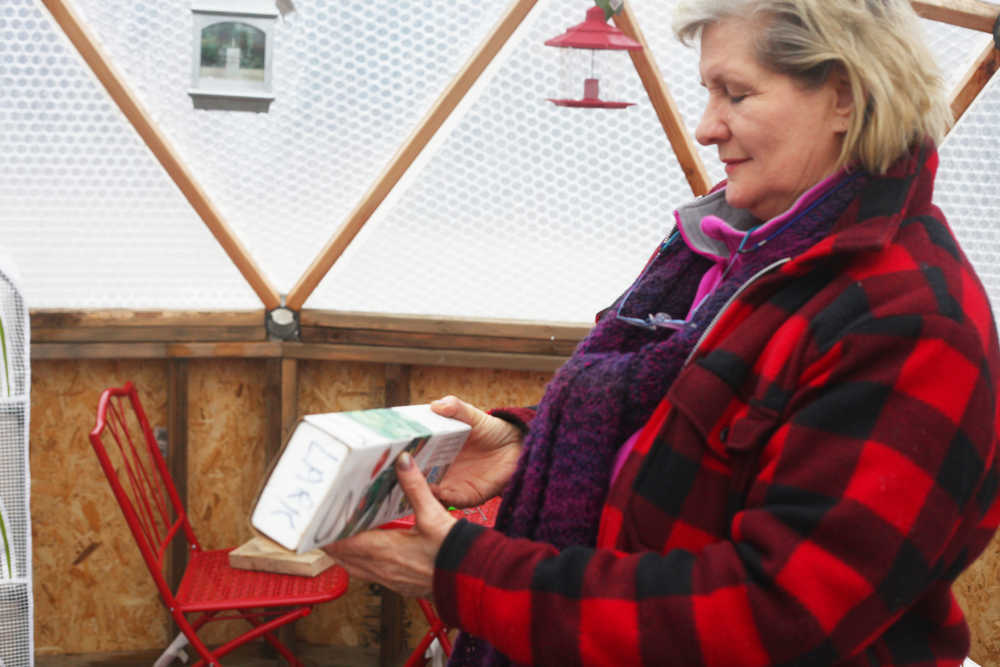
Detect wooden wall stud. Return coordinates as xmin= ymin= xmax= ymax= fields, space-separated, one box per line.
xmin=167 ymin=358 xmax=189 ymax=638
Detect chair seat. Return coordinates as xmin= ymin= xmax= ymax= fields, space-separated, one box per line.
xmin=175 ymin=549 xmax=348 ymax=613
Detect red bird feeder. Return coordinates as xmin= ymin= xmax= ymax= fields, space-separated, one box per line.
xmin=545 ymin=6 xmax=643 ymax=108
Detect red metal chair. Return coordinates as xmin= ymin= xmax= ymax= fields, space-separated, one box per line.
xmin=381 ymin=496 xmax=501 ymax=667
xmin=89 ymin=382 xmax=349 ymax=667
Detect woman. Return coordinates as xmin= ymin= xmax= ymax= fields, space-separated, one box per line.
xmin=327 ymin=1 xmax=1000 ymax=664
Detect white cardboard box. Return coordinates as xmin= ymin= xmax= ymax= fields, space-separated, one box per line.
xmin=251 ymin=405 xmax=470 ymax=553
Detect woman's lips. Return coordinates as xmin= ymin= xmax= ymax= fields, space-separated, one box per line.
xmin=723 ymin=158 xmax=749 ymax=175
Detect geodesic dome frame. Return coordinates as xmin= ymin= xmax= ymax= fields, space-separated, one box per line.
xmin=6 ymin=2 xmax=1000 ymax=663
xmin=0 ymin=0 xmax=995 ymax=369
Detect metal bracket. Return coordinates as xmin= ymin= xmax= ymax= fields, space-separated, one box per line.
xmin=266 ymin=306 xmax=300 ymax=340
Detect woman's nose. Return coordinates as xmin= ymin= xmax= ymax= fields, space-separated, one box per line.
xmin=695 ymin=102 xmax=727 ymax=146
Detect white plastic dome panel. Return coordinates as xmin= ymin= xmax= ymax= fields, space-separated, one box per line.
xmin=939 ymin=69 xmax=1000 ymax=310
xmin=312 ymin=0 xmax=694 ymax=321
xmin=310 ymin=0 xmax=995 ymax=322
xmin=61 ymin=0 xmax=512 ymax=292
xmin=1 ymin=0 xmax=261 ymax=309
xmin=1 ymin=0 xmax=997 ymax=319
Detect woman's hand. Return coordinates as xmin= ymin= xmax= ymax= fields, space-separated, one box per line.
xmin=323 ymin=452 xmax=456 ymax=598
xmin=430 ymin=395 xmax=524 ymax=508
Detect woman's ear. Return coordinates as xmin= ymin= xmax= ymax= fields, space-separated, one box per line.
xmin=830 ymin=65 xmax=854 ymax=133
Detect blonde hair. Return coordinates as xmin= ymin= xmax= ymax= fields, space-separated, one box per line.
xmin=673 ymin=0 xmax=952 ymax=174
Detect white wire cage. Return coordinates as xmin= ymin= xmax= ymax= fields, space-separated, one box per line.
xmin=0 ymin=259 xmax=33 ymax=667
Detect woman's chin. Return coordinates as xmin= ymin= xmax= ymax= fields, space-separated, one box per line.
xmin=725 ymin=191 xmax=778 ymax=220
xmin=723 ymin=189 xmax=753 ymax=213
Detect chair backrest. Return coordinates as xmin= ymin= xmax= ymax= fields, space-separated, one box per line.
xmin=89 ymin=382 xmax=199 ymax=603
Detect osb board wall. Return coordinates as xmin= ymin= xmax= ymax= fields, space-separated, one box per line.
xmin=33 ymin=357 xmax=1000 ymax=663
xmin=408 ymin=365 xmax=552 ymax=407
xmin=185 ymin=358 xmax=272 ymax=646
xmin=955 ymin=532 xmax=1000 ymax=665
xmin=31 ymin=358 xmax=275 ymax=653
xmin=31 ymin=359 xmax=169 ymax=655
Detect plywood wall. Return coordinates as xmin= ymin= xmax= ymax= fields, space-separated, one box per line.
xmin=409 ymin=365 xmax=552 ymax=407
xmin=32 ymin=359 xmax=169 ymax=655
xmin=955 ymin=532 xmax=1000 ymax=665
xmin=185 ymin=358 xmax=272 ymax=646
xmin=30 ymin=357 xmax=1000 ymax=665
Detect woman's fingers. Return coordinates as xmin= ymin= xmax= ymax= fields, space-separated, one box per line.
xmin=322 ymin=453 xmax=457 ymax=598
xmin=430 ymin=395 xmax=485 ymax=427
xmin=324 ymin=529 xmax=434 ymax=597
xmin=395 ymin=452 xmax=456 ymax=543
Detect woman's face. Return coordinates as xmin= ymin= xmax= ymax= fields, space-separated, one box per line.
xmin=695 ymin=18 xmax=851 ymax=221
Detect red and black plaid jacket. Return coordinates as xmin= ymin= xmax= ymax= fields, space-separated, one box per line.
xmin=433 ymin=143 xmax=1000 ymax=666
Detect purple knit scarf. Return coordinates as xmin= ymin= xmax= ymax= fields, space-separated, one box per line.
xmin=449 ymin=174 xmax=865 ymax=667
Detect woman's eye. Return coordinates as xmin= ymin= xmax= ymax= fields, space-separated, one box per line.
xmin=728 ymin=92 xmax=747 ymax=103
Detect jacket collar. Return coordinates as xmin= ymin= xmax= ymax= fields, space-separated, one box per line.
xmin=673 ymin=141 xmax=938 ymax=269
xmin=674 ymin=190 xmax=758 ymax=259
xmin=787 ymin=140 xmax=938 ymax=269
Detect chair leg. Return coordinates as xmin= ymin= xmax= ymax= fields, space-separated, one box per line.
xmin=171 ymin=610 xmax=222 ymax=667
xmin=178 ymin=607 xmax=311 ymax=667
xmin=404 ymin=633 xmax=434 ymax=667
xmin=403 ymin=600 xmax=454 ymax=667
xmin=416 ymin=599 xmax=452 ymax=655
xmin=234 ymin=607 xmax=311 ymax=667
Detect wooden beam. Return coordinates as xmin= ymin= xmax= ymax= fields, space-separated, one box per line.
xmin=911 ymin=0 xmax=1000 ymax=32
xmin=32 ymin=341 xmax=282 ymax=360
xmin=31 ymin=310 xmax=266 ymax=343
xmin=31 ymin=340 xmax=568 ymax=369
xmin=379 ymin=364 xmax=411 ymax=667
xmin=32 ymin=342 xmax=170 ymax=360
xmin=950 ymin=41 xmax=1000 ymax=122
xmin=167 ymin=359 xmax=189 ymax=640
xmin=284 ymin=0 xmax=541 ymax=310
xmin=30 ymin=309 xmax=590 ymax=347
xmin=300 ymin=310 xmax=590 ymax=341
xmin=264 ymin=358 xmax=300 ymax=460
xmin=31 ymin=338 xmax=570 ymax=369
xmin=31 ymin=310 xmax=263 ymax=329
xmin=27 ymin=308 xmax=581 ymax=368
xmin=166 ymin=342 xmax=284 ymax=359
xmin=38 ymin=0 xmax=282 ymax=310
xmin=614 ymin=3 xmax=712 ymax=196
xmin=33 ymin=326 xmax=264 ymax=343
xmin=284 ymin=342 xmax=568 ymax=372
xmin=299 ymin=327 xmax=579 ymax=357
xmin=264 ymin=357 xmax=299 ymax=655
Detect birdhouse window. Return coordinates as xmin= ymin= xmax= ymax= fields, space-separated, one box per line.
xmin=189 ymin=1 xmax=278 ymax=112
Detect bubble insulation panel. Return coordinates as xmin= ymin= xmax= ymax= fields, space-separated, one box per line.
xmin=0 ymin=0 xmax=995 ymax=320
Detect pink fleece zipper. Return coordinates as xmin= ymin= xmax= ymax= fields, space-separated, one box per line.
xmin=681 ymin=170 xmax=848 ymax=319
